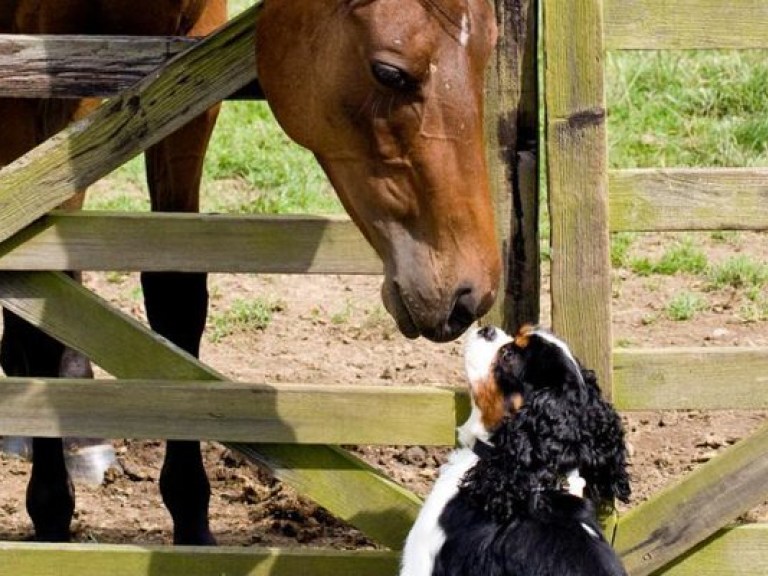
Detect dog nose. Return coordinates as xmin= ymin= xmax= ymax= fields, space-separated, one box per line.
xmin=478 ymin=325 xmax=497 ymax=341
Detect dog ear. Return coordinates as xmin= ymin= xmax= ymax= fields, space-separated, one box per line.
xmin=579 ymin=369 xmax=631 ymax=504
xmin=460 ymin=389 xmax=582 ymax=521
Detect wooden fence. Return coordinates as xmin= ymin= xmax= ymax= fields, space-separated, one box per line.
xmin=0 ymin=0 xmax=766 ymax=574
xmin=544 ymin=1 xmax=768 ymax=574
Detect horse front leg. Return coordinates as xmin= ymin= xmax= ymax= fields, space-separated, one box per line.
xmin=0 ymin=98 xmax=98 ymax=542
xmin=143 ymin=104 xmax=220 ymax=545
xmin=1 ymin=310 xmax=75 ymax=542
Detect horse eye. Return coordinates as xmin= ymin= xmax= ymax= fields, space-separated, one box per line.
xmin=371 ymin=61 xmax=420 ymax=93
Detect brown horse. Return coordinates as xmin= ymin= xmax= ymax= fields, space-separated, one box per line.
xmin=0 ymin=0 xmax=500 ymax=544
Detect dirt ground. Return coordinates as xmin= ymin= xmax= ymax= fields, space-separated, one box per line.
xmin=0 ymin=231 xmax=766 ymax=547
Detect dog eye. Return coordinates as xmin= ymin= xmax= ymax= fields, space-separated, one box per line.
xmin=371 ymin=61 xmax=420 ymax=92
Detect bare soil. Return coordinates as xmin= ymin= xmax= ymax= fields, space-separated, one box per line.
xmin=0 ymin=231 xmax=766 ymax=547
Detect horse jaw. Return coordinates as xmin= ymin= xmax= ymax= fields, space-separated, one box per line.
xmin=256 ymin=0 xmax=500 ymax=342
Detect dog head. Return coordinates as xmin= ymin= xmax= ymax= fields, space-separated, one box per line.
xmin=461 ymin=324 xmax=631 ymax=521
xmin=461 ymin=324 xmax=585 ymax=441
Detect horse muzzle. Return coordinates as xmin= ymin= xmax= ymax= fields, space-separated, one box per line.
xmin=382 ymin=277 xmax=497 ymax=343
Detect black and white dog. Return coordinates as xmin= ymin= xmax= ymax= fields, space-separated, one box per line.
xmin=400 ymin=325 xmax=630 ymax=576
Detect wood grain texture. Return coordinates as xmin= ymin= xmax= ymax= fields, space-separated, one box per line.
xmin=0 ymin=377 xmax=457 ymax=445
xmin=483 ymin=0 xmax=540 ymax=333
xmin=0 ymin=3 xmax=260 ymax=244
xmin=0 ymin=211 xmax=380 ymax=274
xmin=0 ymin=271 xmax=421 ymax=549
xmin=0 ymin=543 xmax=399 ymax=576
xmin=615 ymin=422 xmax=768 ymax=575
xmin=660 ymin=525 xmax=768 ymax=576
xmin=543 ymin=0 xmax=613 ymax=394
xmin=0 ymin=34 xmax=193 ymax=98
xmin=604 ymin=0 xmax=768 ymax=50
xmin=609 ymin=168 xmax=768 ymax=232
xmin=613 ymin=348 xmax=768 ymax=410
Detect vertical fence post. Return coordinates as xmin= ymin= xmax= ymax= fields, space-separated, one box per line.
xmin=542 ymin=0 xmax=612 ymax=395
xmin=484 ymin=0 xmax=540 ymax=334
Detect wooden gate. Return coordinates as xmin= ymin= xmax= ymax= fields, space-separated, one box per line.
xmin=544 ymin=1 xmax=768 ymax=574
xmin=0 ymin=1 xmax=536 ymax=573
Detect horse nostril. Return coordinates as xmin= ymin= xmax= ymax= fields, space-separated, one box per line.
xmin=446 ymin=286 xmax=479 ymax=337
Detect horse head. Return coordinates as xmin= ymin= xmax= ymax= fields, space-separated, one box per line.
xmin=256 ymin=0 xmax=500 ymax=342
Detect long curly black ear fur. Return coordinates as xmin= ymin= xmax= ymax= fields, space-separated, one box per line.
xmin=579 ymin=368 xmax=631 ymax=506
xmin=460 ymin=367 xmax=630 ymax=523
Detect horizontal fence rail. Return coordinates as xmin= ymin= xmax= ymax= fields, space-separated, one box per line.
xmin=0 ymin=378 xmax=458 ymax=445
xmin=0 ymin=211 xmax=380 ymax=274
xmin=604 ymin=0 xmax=768 ymax=50
xmin=0 ymin=543 xmax=400 ymax=576
xmin=1 ymin=525 xmax=767 ymax=576
xmin=609 ymin=168 xmax=768 ymax=232
xmin=0 ymin=33 xmax=264 ymax=100
xmin=613 ymin=348 xmax=768 ymax=411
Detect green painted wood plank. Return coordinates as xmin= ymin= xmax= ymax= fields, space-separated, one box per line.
xmin=609 ymin=168 xmax=768 ymax=232
xmin=543 ymin=0 xmax=613 ymax=394
xmin=615 ymin=422 xmax=768 ymax=575
xmin=613 ymin=348 xmax=768 ymax=411
xmin=0 ymin=211 xmax=380 ymax=274
xmin=0 ymin=3 xmax=260 ymax=244
xmin=233 ymin=442 xmax=420 ymax=552
xmin=0 ymin=377 xmax=457 ymax=445
xmin=604 ymin=0 xmax=768 ymax=50
xmin=660 ymin=525 xmax=768 ymax=576
xmin=0 ymin=271 xmax=421 ymax=549
xmin=0 ymin=543 xmax=399 ymax=576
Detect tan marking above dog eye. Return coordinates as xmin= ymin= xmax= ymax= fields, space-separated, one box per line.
xmin=513 ymin=323 xmax=535 ymax=348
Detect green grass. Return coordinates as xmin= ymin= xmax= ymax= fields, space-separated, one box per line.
xmin=208 ymin=297 xmax=284 ymax=342
xmin=628 ymin=238 xmax=709 ymax=276
xmin=706 ymin=255 xmax=768 ymax=290
xmin=665 ymin=292 xmax=707 ymax=321
xmin=607 ymin=51 xmax=768 ymax=169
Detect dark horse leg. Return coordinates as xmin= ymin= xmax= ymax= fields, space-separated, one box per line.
xmin=143 ymin=103 xmax=220 ymax=545
xmin=0 ymin=97 xmax=97 ymax=542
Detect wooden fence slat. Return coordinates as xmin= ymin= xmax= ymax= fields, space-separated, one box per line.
xmin=604 ymin=0 xmax=768 ymax=50
xmin=0 ymin=542 xmax=399 ymax=576
xmin=609 ymin=168 xmax=768 ymax=232
xmin=613 ymin=348 xmax=768 ymax=411
xmin=0 ymin=271 xmax=421 ymax=549
xmin=0 ymin=35 xmax=193 ymax=98
xmin=659 ymin=525 xmax=768 ymax=576
xmin=0 ymin=211 xmax=380 ymax=274
xmin=483 ymin=0 xmax=540 ymax=333
xmin=0 ymin=377 xmax=457 ymax=445
xmin=615 ymin=422 xmax=768 ymax=575
xmin=543 ymin=0 xmax=613 ymax=393
xmin=0 ymin=3 xmax=260 ymax=244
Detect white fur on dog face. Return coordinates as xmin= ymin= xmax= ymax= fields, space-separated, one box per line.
xmin=464 ymin=326 xmax=512 ymax=387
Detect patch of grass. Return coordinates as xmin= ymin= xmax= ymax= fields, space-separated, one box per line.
xmin=654 ymin=239 xmax=709 ymax=275
xmin=208 ymin=297 xmax=284 ymax=342
xmin=707 ymin=255 xmax=768 ymax=290
xmin=665 ymin=292 xmax=707 ymax=321
xmin=629 ymin=238 xmax=708 ymax=276
xmin=611 ymin=233 xmax=634 ymax=267
xmin=607 ymin=51 xmax=768 ymax=169
xmin=201 ymin=101 xmax=340 ymax=214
